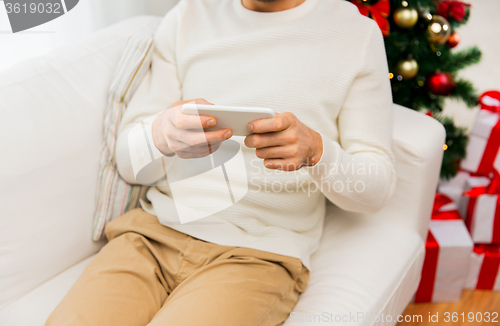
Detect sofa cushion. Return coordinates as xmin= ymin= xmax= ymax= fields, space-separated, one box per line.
xmin=0 ymin=16 xmax=162 ymax=310
xmin=0 ymin=204 xmax=424 ymax=326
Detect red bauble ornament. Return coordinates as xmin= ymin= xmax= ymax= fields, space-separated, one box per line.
xmin=425 ymin=71 xmax=456 ymax=96
xmin=447 ymin=31 xmax=461 ymax=48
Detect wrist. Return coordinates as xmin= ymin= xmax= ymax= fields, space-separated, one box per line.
xmin=152 ymin=113 xmax=175 ymax=157
xmin=308 ymin=131 xmax=323 ymax=166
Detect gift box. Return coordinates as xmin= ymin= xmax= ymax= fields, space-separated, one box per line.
xmin=461 ymin=91 xmax=500 ymax=175
xmin=465 ymin=244 xmax=500 ymax=291
xmin=414 ymin=194 xmax=474 ymax=302
xmin=462 ymin=171 xmax=500 ymax=244
xmin=438 ymin=170 xmax=470 ymax=209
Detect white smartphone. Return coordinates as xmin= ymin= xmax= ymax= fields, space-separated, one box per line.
xmin=181 ymin=104 xmax=275 ymax=136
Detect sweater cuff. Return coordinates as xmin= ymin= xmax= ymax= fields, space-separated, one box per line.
xmin=305 ymin=132 xmax=340 ymax=182
xmin=128 ymin=112 xmax=174 ymax=181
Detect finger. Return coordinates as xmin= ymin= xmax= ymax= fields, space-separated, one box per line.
xmin=176 ymin=142 xmax=222 ymax=159
xmin=172 ymin=113 xmax=217 ymax=130
xmin=176 ymin=150 xmax=211 ymax=159
xmin=173 ymin=128 xmax=231 ymax=147
xmin=263 ymin=159 xmax=304 ymax=171
xmin=255 ymin=146 xmax=295 ymax=160
xmin=248 ymin=112 xmax=293 ymax=134
xmin=171 ymin=98 xmax=214 ymax=107
xmin=190 ymin=140 xmax=223 ymax=152
xmin=244 ymin=131 xmax=293 ymax=149
xmin=169 ymin=105 xmax=217 ymax=130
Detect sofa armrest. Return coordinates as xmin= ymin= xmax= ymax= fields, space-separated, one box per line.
xmin=370 ymin=103 xmax=446 ymax=240
xmin=0 ymin=16 xmax=161 ymax=310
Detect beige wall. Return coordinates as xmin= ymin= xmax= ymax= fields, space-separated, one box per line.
xmin=145 ymin=0 xmax=500 ymax=132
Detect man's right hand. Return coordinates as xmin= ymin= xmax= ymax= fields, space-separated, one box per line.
xmin=152 ymin=98 xmax=233 ymax=159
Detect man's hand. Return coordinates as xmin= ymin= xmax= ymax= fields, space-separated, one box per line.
xmin=152 ymin=98 xmax=232 ymax=159
xmin=244 ymin=112 xmax=323 ymax=171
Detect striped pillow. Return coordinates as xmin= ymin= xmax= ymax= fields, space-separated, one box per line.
xmin=92 ymin=36 xmax=154 ymax=241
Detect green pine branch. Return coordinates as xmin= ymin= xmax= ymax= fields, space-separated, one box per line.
xmin=448 ymin=78 xmax=479 ymax=108
xmin=436 ymin=115 xmax=469 ymax=180
xmin=347 ymin=0 xmax=482 ymax=179
xmin=442 ymin=46 xmax=482 ymax=72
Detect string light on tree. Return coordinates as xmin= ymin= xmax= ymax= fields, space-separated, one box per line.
xmin=346 ymin=0 xmax=481 ymax=179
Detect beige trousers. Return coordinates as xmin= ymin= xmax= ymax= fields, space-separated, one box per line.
xmin=45 ymin=208 xmax=309 ymax=326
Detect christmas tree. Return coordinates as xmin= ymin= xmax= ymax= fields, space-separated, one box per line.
xmin=348 ymin=0 xmax=482 ymax=179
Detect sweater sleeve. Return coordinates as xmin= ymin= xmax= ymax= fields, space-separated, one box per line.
xmin=115 ymin=4 xmax=183 ymax=186
xmin=306 ymin=22 xmax=397 ymax=214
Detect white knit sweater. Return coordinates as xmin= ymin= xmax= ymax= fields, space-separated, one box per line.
xmin=115 ymin=0 xmax=397 ymax=270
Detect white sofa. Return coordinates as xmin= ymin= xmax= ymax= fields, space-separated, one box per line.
xmin=0 ymin=16 xmax=445 ymax=326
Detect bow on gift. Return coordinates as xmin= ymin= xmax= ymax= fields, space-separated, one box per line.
xmin=479 ymin=90 xmax=500 ymax=113
xmin=471 ymin=91 xmax=500 ymax=175
xmin=463 ymin=170 xmax=500 ymax=243
xmin=431 ymin=193 xmax=462 ymax=220
xmin=464 ymin=170 xmax=500 ymax=199
xmin=350 ymin=0 xmax=390 ymax=37
xmin=437 ymin=1 xmax=471 ymax=22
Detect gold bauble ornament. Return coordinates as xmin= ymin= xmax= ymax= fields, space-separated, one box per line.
xmin=393 ymin=7 xmax=419 ymax=28
xmin=425 ymin=15 xmax=451 ymax=44
xmin=396 ymin=58 xmax=419 ymax=79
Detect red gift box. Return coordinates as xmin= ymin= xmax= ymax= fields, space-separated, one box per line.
xmin=463 ymin=170 xmax=500 ymax=244
xmin=465 ymin=244 xmax=500 ymax=290
xmin=461 ymin=90 xmax=500 ymax=175
xmin=414 ymin=194 xmax=473 ymax=302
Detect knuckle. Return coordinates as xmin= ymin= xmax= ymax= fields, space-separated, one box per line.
xmin=165 ymin=128 xmax=174 ymax=138
xmin=255 ymin=149 xmax=265 ymax=159
xmin=252 ymin=136 xmax=261 ymax=147
xmin=169 ymin=143 xmax=180 ymax=151
xmin=275 ymin=119 xmax=283 ymax=131
xmin=286 ymin=132 xmax=298 ymax=143
xmin=175 ymin=116 xmax=184 ymax=129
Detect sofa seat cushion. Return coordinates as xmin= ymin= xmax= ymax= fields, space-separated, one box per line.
xmin=0 ymin=203 xmax=424 ymax=326
xmin=0 ymin=16 xmax=162 ymax=310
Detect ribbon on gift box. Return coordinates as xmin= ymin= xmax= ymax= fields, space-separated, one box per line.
xmin=432 ymin=193 xmax=463 ymax=220
xmin=463 ymin=170 xmax=500 ymax=243
xmin=475 ymin=91 xmax=500 ymax=175
xmin=414 ymin=194 xmax=462 ymax=302
xmin=474 ymin=244 xmax=500 ymax=289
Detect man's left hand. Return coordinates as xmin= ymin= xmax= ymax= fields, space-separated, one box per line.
xmin=244 ymin=112 xmax=323 ymax=171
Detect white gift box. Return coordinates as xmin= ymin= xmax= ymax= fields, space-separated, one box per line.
xmin=462 ymin=175 xmax=500 ymax=244
xmin=461 ymin=109 xmax=500 ymax=175
xmin=465 ymin=244 xmax=500 ymax=291
xmin=414 ymin=196 xmax=473 ymax=302
xmin=438 ymin=170 xmax=470 ymax=209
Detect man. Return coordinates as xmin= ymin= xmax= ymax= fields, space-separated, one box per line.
xmin=46 ymin=0 xmax=396 ymax=325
